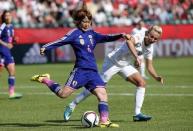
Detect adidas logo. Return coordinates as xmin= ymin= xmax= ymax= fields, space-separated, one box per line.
xmin=22 ymin=43 xmax=47 ymax=64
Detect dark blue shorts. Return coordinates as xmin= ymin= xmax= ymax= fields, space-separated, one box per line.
xmin=0 ymin=52 xmax=14 ymax=66
xmin=65 ymin=68 xmax=105 ymax=91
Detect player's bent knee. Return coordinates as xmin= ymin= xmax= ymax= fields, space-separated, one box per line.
xmin=57 ymin=91 xmax=67 ymax=99
xmin=59 ymin=86 xmax=75 ymax=99
xmin=137 ymin=80 xmax=146 ymax=87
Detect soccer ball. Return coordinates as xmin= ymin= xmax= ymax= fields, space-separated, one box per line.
xmin=81 ymin=111 xmax=99 ymax=128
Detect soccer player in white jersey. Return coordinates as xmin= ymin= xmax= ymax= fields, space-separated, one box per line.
xmin=64 ymin=25 xmax=164 ymax=122
xmin=131 ymin=20 xmax=148 ymax=79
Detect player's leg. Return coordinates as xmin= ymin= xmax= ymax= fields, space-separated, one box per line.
xmin=31 ymin=68 xmax=84 ymax=98
xmin=64 ymin=57 xmax=120 ymax=121
xmin=88 ymin=71 xmax=119 ymax=128
xmin=92 ymin=87 xmax=119 ymax=128
xmin=120 ymin=66 xmax=151 ymax=121
xmin=31 ymin=72 xmax=75 ymax=98
xmin=5 ymin=56 xmax=22 ymax=99
xmin=31 ymin=74 xmax=75 ymax=99
xmin=64 ymin=88 xmax=91 ymax=121
xmin=127 ymin=73 xmax=152 ymax=121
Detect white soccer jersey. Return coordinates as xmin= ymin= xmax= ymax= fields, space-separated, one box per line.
xmin=131 ymin=27 xmax=147 ymax=53
xmin=107 ymin=33 xmax=154 ymax=67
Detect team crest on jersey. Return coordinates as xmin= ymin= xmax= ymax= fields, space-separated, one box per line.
xmin=79 ymin=35 xmax=85 ymax=45
xmin=72 ymin=80 xmax=78 ymax=86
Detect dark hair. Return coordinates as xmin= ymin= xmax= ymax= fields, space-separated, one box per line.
xmin=1 ymin=10 xmax=10 ymax=23
xmin=73 ymin=2 xmax=92 ymax=26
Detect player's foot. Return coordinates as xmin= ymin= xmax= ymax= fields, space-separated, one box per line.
xmin=9 ymin=92 xmax=22 ymax=99
xmin=133 ymin=113 xmax=152 ymax=121
xmin=64 ymin=105 xmax=75 ymax=121
xmin=99 ymin=120 xmax=119 ymax=128
xmin=31 ymin=73 xmax=50 ymax=83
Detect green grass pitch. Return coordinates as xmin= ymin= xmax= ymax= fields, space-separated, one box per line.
xmin=0 ymin=57 xmax=193 ymax=131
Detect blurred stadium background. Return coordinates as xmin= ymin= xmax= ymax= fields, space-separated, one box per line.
xmin=0 ymin=0 xmax=193 ymax=64
xmin=0 ymin=0 xmax=193 ymax=131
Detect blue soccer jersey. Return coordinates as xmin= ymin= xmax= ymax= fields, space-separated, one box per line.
xmin=0 ymin=23 xmax=14 ymax=65
xmin=43 ymin=28 xmax=123 ymax=71
xmin=0 ymin=23 xmax=14 ymax=51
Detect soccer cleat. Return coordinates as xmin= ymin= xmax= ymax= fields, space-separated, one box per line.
xmin=31 ymin=73 xmax=50 ymax=83
xmin=99 ymin=120 xmax=119 ymax=128
xmin=9 ymin=93 xmax=23 ymax=99
xmin=63 ymin=105 xmax=75 ymax=121
xmin=133 ymin=113 xmax=152 ymax=121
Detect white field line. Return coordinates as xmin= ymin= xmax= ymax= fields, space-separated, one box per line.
xmin=0 ymin=92 xmax=193 ymax=96
xmin=6 ymin=84 xmax=193 ymax=89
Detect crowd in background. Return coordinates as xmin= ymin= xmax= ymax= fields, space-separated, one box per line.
xmin=0 ymin=0 xmax=193 ymax=28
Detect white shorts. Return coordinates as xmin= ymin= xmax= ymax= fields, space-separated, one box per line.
xmin=138 ymin=55 xmax=144 ymax=59
xmin=100 ymin=57 xmax=138 ymax=83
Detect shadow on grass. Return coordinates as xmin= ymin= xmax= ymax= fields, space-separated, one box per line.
xmin=45 ymin=119 xmax=80 ymax=123
xmin=0 ymin=122 xmax=80 ymax=128
xmin=0 ymin=123 xmax=48 ymax=127
xmin=0 ymin=119 xmax=126 ymax=129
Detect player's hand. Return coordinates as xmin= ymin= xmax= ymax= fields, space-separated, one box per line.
xmin=7 ymin=43 xmax=13 ymax=49
xmin=134 ymin=57 xmax=141 ymax=68
xmin=122 ymin=34 xmax=132 ymax=40
xmin=156 ymin=76 xmax=164 ymax=85
xmin=40 ymin=47 xmax=46 ymax=55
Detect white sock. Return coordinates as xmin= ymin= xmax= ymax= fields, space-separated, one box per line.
xmin=140 ymin=62 xmax=146 ymax=77
xmin=69 ymin=88 xmax=91 ymax=109
xmin=135 ymin=87 xmax=145 ymax=115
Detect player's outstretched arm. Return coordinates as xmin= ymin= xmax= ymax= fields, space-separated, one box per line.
xmin=146 ymin=59 xmax=164 ymax=84
xmin=125 ymin=34 xmax=141 ymax=67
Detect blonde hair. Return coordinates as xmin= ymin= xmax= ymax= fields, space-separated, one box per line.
xmin=149 ymin=25 xmax=162 ymax=35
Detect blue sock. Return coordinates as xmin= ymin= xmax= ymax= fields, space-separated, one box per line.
xmin=8 ymin=76 xmax=15 ymax=95
xmin=49 ymin=83 xmax=61 ymax=94
xmin=98 ymin=101 xmax=109 ymax=123
xmin=8 ymin=76 xmax=15 ymax=86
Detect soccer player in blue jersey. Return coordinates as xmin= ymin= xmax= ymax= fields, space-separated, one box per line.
xmin=30 ymin=3 xmax=133 ymax=128
xmin=0 ymin=10 xmax=22 ymax=99
xmin=63 ymin=25 xmax=163 ymax=122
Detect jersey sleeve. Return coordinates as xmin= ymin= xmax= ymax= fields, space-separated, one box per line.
xmin=42 ymin=29 xmax=75 ymax=50
xmin=93 ymin=31 xmax=123 ymax=43
xmin=0 ymin=23 xmax=6 ymax=37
